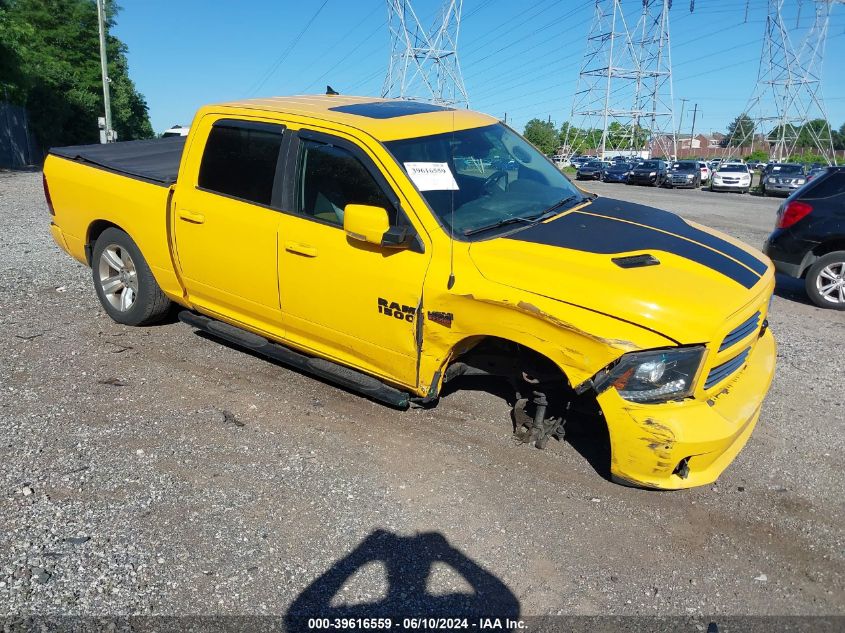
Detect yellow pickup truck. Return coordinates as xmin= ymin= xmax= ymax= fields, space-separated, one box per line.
xmin=44 ymin=95 xmax=776 ymax=489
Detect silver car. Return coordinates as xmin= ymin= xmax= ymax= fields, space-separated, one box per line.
xmin=762 ymin=164 xmax=806 ymax=197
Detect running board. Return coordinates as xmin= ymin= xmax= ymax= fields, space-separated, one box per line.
xmin=178 ymin=311 xmax=410 ymax=409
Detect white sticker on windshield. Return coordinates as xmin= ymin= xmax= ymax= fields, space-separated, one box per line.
xmin=404 ymin=162 xmax=459 ymax=191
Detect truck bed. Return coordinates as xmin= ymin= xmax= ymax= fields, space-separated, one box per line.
xmin=49 ymin=136 xmax=186 ymax=186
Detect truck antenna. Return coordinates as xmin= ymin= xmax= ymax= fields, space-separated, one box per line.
xmin=447 ymin=108 xmax=456 ymax=290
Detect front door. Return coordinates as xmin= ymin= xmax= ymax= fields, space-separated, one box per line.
xmin=173 ymin=116 xmax=286 ymax=334
xmin=276 ymin=130 xmax=430 ymax=388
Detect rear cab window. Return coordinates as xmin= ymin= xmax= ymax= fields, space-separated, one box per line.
xmin=198 ymin=120 xmax=285 ymax=206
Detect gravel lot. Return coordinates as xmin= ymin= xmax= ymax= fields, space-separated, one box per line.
xmin=1 ymin=170 xmax=843 ymax=622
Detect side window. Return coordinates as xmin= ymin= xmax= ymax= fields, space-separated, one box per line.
xmin=804 ymin=172 xmax=845 ymax=199
xmin=297 ymin=139 xmax=395 ymax=227
xmin=198 ymin=121 xmax=284 ymax=206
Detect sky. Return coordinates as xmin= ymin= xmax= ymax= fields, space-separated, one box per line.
xmin=111 ymin=0 xmax=845 ymax=137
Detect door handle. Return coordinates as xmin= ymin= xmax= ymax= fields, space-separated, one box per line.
xmin=178 ymin=209 xmax=205 ymax=224
xmin=285 ymin=241 xmax=318 ymax=257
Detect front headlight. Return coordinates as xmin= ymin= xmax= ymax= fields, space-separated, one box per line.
xmin=796 ymin=178 xmax=806 ymax=184
xmin=767 ymin=176 xmax=776 ymax=183
xmin=593 ymin=346 xmax=705 ymax=404
xmin=649 ymin=171 xmax=656 ymax=177
xmin=686 ymin=174 xmax=694 ymax=179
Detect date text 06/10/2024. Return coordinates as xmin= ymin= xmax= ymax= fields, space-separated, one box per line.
xmin=306 ymin=617 xmax=527 ymax=630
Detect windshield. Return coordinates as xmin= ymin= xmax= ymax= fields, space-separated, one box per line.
xmin=385 ymin=123 xmax=583 ymax=239
xmin=608 ymin=163 xmax=631 ymax=172
xmin=771 ymin=164 xmax=803 ymax=174
xmin=719 ymin=165 xmax=748 ymax=173
xmin=584 ymin=161 xmax=603 ymax=168
xmin=639 ymin=161 xmax=659 ymax=169
xmin=672 ymin=162 xmax=696 ymax=170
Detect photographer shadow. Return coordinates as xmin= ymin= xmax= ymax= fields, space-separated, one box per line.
xmin=285 ymin=530 xmax=520 ymax=628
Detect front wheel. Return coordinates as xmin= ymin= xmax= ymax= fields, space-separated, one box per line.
xmin=805 ymin=251 xmax=845 ymax=310
xmin=92 ymin=228 xmax=172 ymax=325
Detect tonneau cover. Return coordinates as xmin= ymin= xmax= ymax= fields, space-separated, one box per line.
xmin=50 ymin=136 xmax=186 ymax=186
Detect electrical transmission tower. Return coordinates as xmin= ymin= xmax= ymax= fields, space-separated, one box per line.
xmin=563 ymin=0 xmax=676 ymax=160
xmin=725 ymin=0 xmax=841 ymax=164
xmin=382 ymin=0 xmax=469 ymax=107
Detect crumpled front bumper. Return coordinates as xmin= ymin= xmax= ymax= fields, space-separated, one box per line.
xmin=597 ymin=328 xmax=776 ymax=490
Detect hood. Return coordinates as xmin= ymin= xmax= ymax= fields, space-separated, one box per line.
xmin=468 ymin=197 xmax=771 ymax=344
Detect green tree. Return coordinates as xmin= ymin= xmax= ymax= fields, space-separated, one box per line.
xmin=745 ymin=149 xmax=769 ymax=163
xmin=723 ymin=113 xmax=755 ymax=147
xmin=523 ymin=118 xmax=559 ymax=156
xmin=2 ymin=0 xmax=152 ymax=151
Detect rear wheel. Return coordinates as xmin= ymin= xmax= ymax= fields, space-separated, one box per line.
xmin=92 ymin=228 xmax=172 ymax=325
xmin=805 ymin=251 xmax=845 ymax=310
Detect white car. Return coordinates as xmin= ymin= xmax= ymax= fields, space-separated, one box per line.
xmin=697 ymin=161 xmax=711 ymax=182
xmin=709 ymin=163 xmax=752 ymax=194
xmin=162 ymin=125 xmax=190 ymax=138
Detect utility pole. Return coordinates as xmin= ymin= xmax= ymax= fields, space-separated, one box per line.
xmin=382 ymin=0 xmax=469 ymax=107
xmin=678 ymin=97 xmax=688 ymax=134
xmin=563 ymin=0 xmax=678 ymax=160
xmin=689 ymin=103 xmax=698 ymax=155
xmin=96 ymin=0 xmax=114 ymax=143
xmin=726 ymin=0 xmax=841 ymax=164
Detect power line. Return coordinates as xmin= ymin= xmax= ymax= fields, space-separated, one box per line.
xmin=248 ymin=0 xmax=331 ymax=96
xmin=298 ymin=1 xmax=385 ymax=93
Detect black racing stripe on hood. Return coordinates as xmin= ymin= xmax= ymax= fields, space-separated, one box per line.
xmin=582 ymin=197 xmax=769 ymax=276
xmin=507 ymin=211 xmax=760 ymax=289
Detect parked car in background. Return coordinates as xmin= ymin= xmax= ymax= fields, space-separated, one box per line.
xmin=805 ymin=167 xmax=827 ymax=182
xmin=761 ymin=163 xmax=806 ymax=197
xmin=697 ymin=161 xmax=711 ymax=182
xmin=576 ymin=159 xmax=606 ymax=180
xmin=708 ymin=158 xmax=723 ymax=173
xmin=602 ymin=162 xmax=633 ymax=183
xmin=570 ymin=156 xmax=589 ymax=169
xmin=763 ymin=167 xmax=845 ymax=310
xmin=709 ymin=163 xmax=752 ymax=194
xmin=666 ymin=161 xmax=702 ymax=188
xmin=627 ymin=159 xmax=667 ymax=186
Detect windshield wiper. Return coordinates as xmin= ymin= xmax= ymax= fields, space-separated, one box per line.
xmin=536 ymin=193 xmax=593 ymax=218
xmin=462 ymin=194 xmax=593 ymax=237
xmin=463 ymin=215 xmax=536 ymax=236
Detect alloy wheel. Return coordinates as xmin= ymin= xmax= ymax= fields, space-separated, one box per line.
xmin=98 ymin=244 xmax=138 ymax=312
xmin=816 ymin=261 xmax=845 ymax=305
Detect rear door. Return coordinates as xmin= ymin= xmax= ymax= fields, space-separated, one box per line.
xmin=173 ymin=116 xmax=286 ymax=335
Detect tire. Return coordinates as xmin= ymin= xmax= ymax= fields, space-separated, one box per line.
xmin=804 ymin=251 xmax=845 ymax=310
xmin=91 ymin=227 xmax=172 ymax=326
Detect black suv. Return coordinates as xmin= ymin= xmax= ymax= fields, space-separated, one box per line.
xmin=763 ymin=167 xmax=845 ymax=310
xmin=627 ymin=159 xmax=667 ymax=186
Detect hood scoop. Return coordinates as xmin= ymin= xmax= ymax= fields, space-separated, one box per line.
xmin=612 ymin=253 xmax=660 ymax=269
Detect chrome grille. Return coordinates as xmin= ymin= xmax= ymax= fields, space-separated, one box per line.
xmin=705 ymin=347 xmax=751 ymax=390
xmin=719 ymin=311 xmax=761 ymax=352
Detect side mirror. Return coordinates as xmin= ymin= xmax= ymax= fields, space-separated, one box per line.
xmin=343 ymin=204 xmax=412 ymax=249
